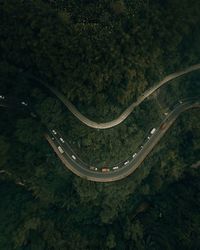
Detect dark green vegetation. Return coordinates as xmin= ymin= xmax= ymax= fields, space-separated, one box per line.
xmin=0 ymin=0 xmax=200 ymax=249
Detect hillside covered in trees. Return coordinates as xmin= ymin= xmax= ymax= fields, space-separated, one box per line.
xmin=0 ymin=0 xmax=200 ymax=249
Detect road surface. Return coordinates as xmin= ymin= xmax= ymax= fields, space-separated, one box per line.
xmin=0 ymin=104 xmax=8 ymax=108
xmin=1 ymin=71 xmax=199 ymax=182
xmin=43 ymin=63 xmax=200 ymax=129
xmin=45 ymin=100 xmax=200 ymax=182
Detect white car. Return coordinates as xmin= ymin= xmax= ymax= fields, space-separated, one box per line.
xmin=113 ymin=166 xmax=119 ymax=170
xmin=51 ymin=137 xmax=55 ymax=140
xmin=140 ymin=146 xmax=143 ymax=149
xmin=132 ymin=153 xmax=137 ymax=158
xmin=124 ymin=160 xmax=129 ymax=165
xmin=72 ymin=155 xmax=76 ymax=160
xmin=90 ymin=166 xmax=98 ymax=171
xmin=60 ymin=137 xmax=65 ymax=143
xmin=150 ymin=128 xmax=156 ymax=135
xmin=52 ymin=129 xmax=57 ymax=135
xmin=21 ymin=101 xmax=28 ymax=106
xmin=0 ymin=95 xmax=5 ymax=99
xmin=58 ymin=146 xmax=64 ymax=154
xmin=179 ymin=100 xmax=183 ymax=104
xmin=164 ymin=112 xmax=168 ymax=116
xmin=147 ymin=136 xmax=150 ymax=140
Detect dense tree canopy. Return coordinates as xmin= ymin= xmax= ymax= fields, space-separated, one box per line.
xmin=0 ymin=0 xmax=200 ymax=249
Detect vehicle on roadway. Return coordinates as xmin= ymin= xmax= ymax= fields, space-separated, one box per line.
xmin=140 ymin=146 xmax=143 ymax=149
xmin=132 ymin=153 xmax=137 ymax=158
xmin=160 ymin=123 xmax=167 ymax=130
xmin=102 ymin=167 xmax=110 ymax=172
xmin=179 ymin=100 xmax=183 ymax=104
xmin=0 ymin=95 xmax=5 ymax=99
xmin=150 ymin=128 xmax=156 ymax=135
xmin=21 ymin=101 xmax=28 ymax=106
xmin=124 ymin=160 xmax=129 ymax=165
xmin=58 ymin=146 xmax=64 ymax=154
xmin=90 ymin=166 xmax=98 ymax=171
xmin=60 ymin=137 xmax=65 ymax=143
xmin=30 ymin=112 xmax=37 ymax=118
xmin=52 ymin=129 xmax=57 ymax=135
xmin=113 ymin=166 xmax=119 ymax=170
xmin=147 ymin=136 xmax=150 ymax=140
xmin=72 ymin=155 xmax=76 ymax=160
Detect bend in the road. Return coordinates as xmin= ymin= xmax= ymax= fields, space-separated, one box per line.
xmin=46 ymin=100 xmax=200 ymax=182
xmin=43 ymin=63 xmax=200 ymax=129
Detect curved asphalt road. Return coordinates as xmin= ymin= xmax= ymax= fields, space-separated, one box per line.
xmin=1 ymin=88 xmax=199 ymax=182
xmin=43 ymin=64 xmax=200 ymax=129
xmin=45 ymin=100 xmax=200 ymax=182
xmin=0 ymin=104 xmax=8 ymax=108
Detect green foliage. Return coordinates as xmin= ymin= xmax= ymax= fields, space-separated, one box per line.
xmin=0 ymin=0 xmax=200 ymax=249
xmin=0 ymin=136 xmax=10 ymax=168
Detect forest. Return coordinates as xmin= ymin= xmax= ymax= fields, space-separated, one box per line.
xmin=0 ymin=0 xmax=200 ymax=249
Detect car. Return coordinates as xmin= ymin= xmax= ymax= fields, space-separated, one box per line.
xmin=51 ymin=137 xmax=55 ymax=140
xmin=140 ymin=146 xmax=143 ymax=149
xmin=0 ymin=95 xmax=5 ymax=99
xmin=147 ymin=136 xmax=150 ymax=140
xmin=90 ymin=166 xmax=98 ymax=171
xmin=58 ymin=146 xmax=64 ymax=154
xmin=30 ymin=112 xmax=37 ymax=118
xmin=160 ymin=123 xmax=167 ymax=130
xmin=72 ymin=155 xmax=76 ymax=160
xmin=21 ymin=101 xmax=28 ymax=106
xmin=124 ymin=160 xmax=129 ymax=165
xmin=150 ymin=128 xmax=156 ymax=135
xmin=60 ymin=137 xmax=65 ymax=143
xmin=113 ymin=166 xmax=119 ymax=170
xmin=179 ymin=100 xmax=183 ymax=104
xmin=52 ymin=129 xmax=57 ymax=135
xmin=164 ymin=112 xmax=168 ymax=116
xmin=132 ymin=153 xmax=137 ymax=158
xmin=102 ymin=167 xmax=110 ymax=172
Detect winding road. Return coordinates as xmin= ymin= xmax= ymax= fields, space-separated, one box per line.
xmin=45 ymin=100 xmax=200 ymax=182
xmin=43 ymin=64 xmax=200 ymax=129
xmin=0 ymin=104 xmax=8 ymax=108
xmin=1 ymin=64 xmax=200 ymax=182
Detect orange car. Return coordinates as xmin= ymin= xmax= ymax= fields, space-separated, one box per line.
xmin=160 ymin=123 xmax=167 ymax=130
xmin=101 ymin=167 xmax=110 ymax=172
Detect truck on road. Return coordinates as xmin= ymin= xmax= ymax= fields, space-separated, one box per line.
xmin=132 ymin=153 xmax=137 ymax=158
xmin=150 ymin=128 xmax=156 ymax=135
xmin=124 ymin=160 xmax=129 ymax=165
xmin=58 ymin=146 xmax=64 ymax=154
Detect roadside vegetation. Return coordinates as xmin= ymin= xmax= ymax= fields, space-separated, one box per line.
xmin=0 ymin=0 xmax=200 ymax=249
